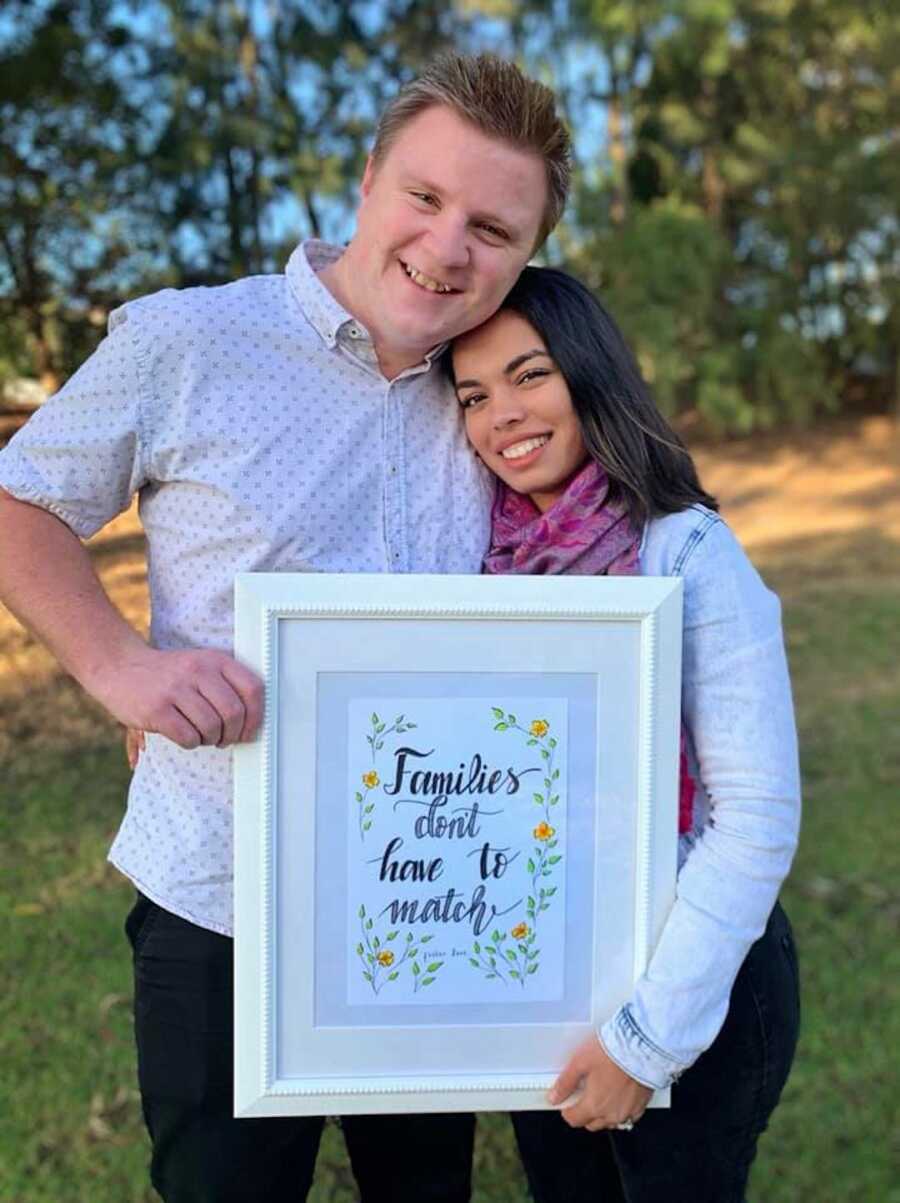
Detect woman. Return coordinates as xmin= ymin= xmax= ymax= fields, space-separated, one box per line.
xmin=448 ymin=267 xmax=800 ymax=1203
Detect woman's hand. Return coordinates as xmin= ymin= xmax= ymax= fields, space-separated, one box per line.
xmin=548 ymin=1036 xmax=653 ymax=1132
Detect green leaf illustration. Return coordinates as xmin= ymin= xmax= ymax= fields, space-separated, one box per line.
xmin=395 ymin=714 xmax=404 ymax=724
xmin=544 ymin=778 xmax=551 ymax=788
xmin=527 ymin=858 xmax=535 ymax=874
xmin=528 ymin=896 xmax=536 ymax=909
xmin=366 ymin=918 xmax=373 ymax=929
xmin=371 ymin=712 xmax=380 ymax=725
xmin=494 ymin=722 xmax=508 ymax=731
xmin=492 ymin=929 xmax=502 ymax=943
xmin=355 ymin=791 xmax=363 ymax=801
xmin=388 ymin=971 xmax=399 ymax=980
xmin=469 ymin=958 xmax=480 ymax=968
xmin=507 ymin=714 xmax=517 ymax=725
xmin=421 ymin=976 xmax=435 ymax=986
xmin=359 ymin=905 xmax=366 ymax=918
xmin=491 ymin=707 xmax=504 ymax=719
xmin=541 ymin=749 xmax=550 ymax=760
xmin=375 ymin=723 xmax=385 ymax=733
xmin=376 ymin=741 xmax=384 ymax=750
xmin=509 ymin=970 xmax=521 ymax=979
xmin=421 ymin=934 xmax=434 ymax=943
xmin=406 ymin=932 xmax=414 ymax=942
xmin=545 ymin=887 xmax=557 ymax=897
xmin=548 ymin=855 xmax=561 ymax=864
xmin=363 ymin=821 xmax=372 ymax=831
xmin=373 ymin=935 xmax=380 ymax=949
xmin=533 ymin=792 xmax=543 ymax=804
xmin=426 ymin=962 xmax=443 ymax=973
xmin=356 ymin=943 xmax=364 ymax=955
xmin=549 ymin=737 xmax=557 ymax=748
xmin=387 ymin=931 xmax=398 ymax=940
xmin=552 ymin=769 xmax=559 ymax=779
xmin=412 ymin=961 xmax=420 ymax=975
xmin=505 ymin=950 xmax=516 ymax=962
xmin=473 ymin=941 xmax=481 ymax=954
xmin=485 ymin=945 xmax=496 ymax=955
xmin=363 ymin=971 xmax=373 ymax=982
xmin=527 ymin=963 xmax=539 ymax=974
xmin=407 ymin=723 xmax=417 ymax=729
xmin=364 ymin=804 xmax=374 ymax=814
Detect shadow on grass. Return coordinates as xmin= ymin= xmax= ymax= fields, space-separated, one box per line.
xmin=2 ymin=523 xmax=897 ymax=1201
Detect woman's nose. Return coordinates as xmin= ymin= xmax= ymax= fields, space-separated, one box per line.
xmin=491 ymin=395 xmax=526 ymax=427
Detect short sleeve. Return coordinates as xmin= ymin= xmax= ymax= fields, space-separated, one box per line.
xmin=0 ymin=305 xmax=148 ymax=538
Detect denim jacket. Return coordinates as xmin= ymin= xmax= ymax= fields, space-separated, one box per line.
xmin=598 ymin=505 xmax=801 ymax=1090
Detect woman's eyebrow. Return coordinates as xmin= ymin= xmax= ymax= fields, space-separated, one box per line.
xmin=455 ymin=349 xmax=550 ymax=391
xmin=505 ymin=349 xmax=551 ymax=374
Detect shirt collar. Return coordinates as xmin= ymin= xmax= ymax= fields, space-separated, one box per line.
xmin=284 ymin=239 xmax=448 ymax=375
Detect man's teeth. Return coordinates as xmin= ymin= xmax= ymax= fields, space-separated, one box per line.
xmin=501 ymin=435 xmax=549 ymax=460
xmin=403 ymin=262 xmax=453 ymax=293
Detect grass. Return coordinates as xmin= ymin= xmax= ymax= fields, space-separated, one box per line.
xmin=1 ymin=527 xmax=898 ymax=1202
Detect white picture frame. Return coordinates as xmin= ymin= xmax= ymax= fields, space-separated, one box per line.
xmin=233 ymin=573 xmax=682 ymax=1118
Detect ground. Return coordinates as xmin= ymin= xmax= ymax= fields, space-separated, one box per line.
xmin=1 ymin=416 xmax=897 ymax=1201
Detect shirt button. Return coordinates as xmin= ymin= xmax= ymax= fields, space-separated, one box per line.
xmin=347 ymin=324 xmax=362 ymax=339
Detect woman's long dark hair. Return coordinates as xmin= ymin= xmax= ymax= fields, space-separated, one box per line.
xmin=451 ymin=266 xmax=717 ymax=527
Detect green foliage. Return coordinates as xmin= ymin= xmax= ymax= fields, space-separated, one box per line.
xmin=0 ymin=1 xmax=897 ymax=425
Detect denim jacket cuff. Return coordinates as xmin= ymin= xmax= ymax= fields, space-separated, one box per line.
xmin=598 ymin=1005 xmax=687 ymax=1091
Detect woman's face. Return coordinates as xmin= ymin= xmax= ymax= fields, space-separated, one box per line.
xmin=452 ymin=309 xmax=588 ymax=512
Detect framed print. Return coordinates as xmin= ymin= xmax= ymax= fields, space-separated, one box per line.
xmin=233 ymin=573 xmax=682 ymax=1117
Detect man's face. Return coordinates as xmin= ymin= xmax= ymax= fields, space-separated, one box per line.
xmin=350 ymin=105 xmax=549 ymax=373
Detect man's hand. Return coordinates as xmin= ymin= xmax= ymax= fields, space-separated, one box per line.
xmin=90 ymin=646 xmax=264 ymax=750
xmin=548 ymin=1036 xmax=653 ymax=1132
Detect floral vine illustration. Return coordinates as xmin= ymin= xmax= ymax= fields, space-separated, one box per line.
xmin=470 ymin=710 xmax=564 ymax=988
xmin=354 ymin=711 xmax=416 ymax=841
xmin=356 ymin=904 xmax=444 ymax=995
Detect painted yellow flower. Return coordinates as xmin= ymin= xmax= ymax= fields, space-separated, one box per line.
xmin=362 ymin=770 xmax=380 ymax=789
xmin=376 ymin=949 xmax=395 ymax=967
xmin=529 ymin=719 xmax=549 ymax=738
xmin=510 ymin=922 xmax=529 ymax=940
xmin=533 ymin=821 xmax=555 ymax=841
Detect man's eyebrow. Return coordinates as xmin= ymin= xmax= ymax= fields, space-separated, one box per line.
xmin=455 ymin=349 xmax=551 ymax=390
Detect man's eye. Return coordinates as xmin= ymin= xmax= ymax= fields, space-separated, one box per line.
xmin=412 ymin=192 xmax=438 ymax=206
xmin=478 ymin=223 xmax=507 ymax=240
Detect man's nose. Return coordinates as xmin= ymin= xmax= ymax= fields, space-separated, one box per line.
xmin=427 ymin=212 xmax=470 ymax=269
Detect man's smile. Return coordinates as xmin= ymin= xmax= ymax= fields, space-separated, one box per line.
xmin=400 ymin=259 xmax=460 ymax=294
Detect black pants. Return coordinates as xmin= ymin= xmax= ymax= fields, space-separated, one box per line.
xmin=126 ymin=895 xmax=474 ymax=1202
xmin=511 ymin=902 xmax=801 ymax=1203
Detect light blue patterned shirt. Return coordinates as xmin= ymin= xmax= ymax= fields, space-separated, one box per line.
xmin=0 ymin=240 xmax=493 ymax=935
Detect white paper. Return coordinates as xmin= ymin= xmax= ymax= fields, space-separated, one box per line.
xmin=345 ymin=697 xmax=568 ymax=1006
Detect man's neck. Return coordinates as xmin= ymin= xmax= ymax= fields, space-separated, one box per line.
xmin=318 ymin=249 xmax=431 ymax=381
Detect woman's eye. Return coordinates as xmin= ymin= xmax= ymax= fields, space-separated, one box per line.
xmin=518 ymin=368 xmax=549 ymax=385
xmin=459 ymin=393 xmax=486 ymax=409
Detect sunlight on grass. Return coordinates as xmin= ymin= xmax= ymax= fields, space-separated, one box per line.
xmin=2 ymin=427 xmax=898 ymax=1201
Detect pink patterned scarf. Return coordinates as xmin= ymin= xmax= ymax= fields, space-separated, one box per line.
xmin=483 ymin=460 xmax=694 ymax=832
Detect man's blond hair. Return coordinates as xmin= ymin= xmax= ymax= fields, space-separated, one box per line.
xmin=371 ymin=53 xmax=571 ymax=248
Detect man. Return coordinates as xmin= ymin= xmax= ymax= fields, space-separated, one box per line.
xmin=0 ymin=53 xmax=570 ymax=1202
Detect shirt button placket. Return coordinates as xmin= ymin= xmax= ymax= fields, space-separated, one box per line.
xmin=384 ymin=381 xmax=407 ymax=571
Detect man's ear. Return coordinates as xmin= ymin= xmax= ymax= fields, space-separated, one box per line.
xmin=361 ymin=155 xmax=377 ymax=198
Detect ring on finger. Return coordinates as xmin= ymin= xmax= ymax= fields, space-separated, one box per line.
xmin=614 ymin=1117 xmax=636 ymax=1131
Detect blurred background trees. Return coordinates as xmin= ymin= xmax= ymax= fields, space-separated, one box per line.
xmin=0 ymin=0 xmax=897 ymax=429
